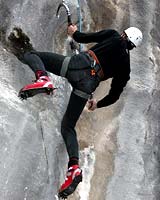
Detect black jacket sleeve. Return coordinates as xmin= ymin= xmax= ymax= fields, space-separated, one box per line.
xmin=97 ymin=73 xmax=130 ymax=108
xmin=72 ymin=29 xmax=117 ymax=44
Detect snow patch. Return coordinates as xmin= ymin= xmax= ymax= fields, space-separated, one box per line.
xmin=78 ymin=146 xmax=95 ymax=200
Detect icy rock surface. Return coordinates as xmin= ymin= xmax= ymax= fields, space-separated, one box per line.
xmin=0 ymin=0 xmax=160 ymax=200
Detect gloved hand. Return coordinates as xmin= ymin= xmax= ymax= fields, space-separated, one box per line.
xmin=67 ymin=24 xmax=78 ymax=37
xmin=87 ymin=98 xmax=97 ymax=111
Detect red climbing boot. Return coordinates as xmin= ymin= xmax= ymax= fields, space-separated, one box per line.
xmin=18 ymin=74 xmax=55 ymax=100
xmin=58 ymin=165 xmax=82 ymax=199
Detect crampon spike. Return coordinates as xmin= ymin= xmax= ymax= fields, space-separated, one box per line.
xmin=55 ymin=194 xmax=67 ymax=200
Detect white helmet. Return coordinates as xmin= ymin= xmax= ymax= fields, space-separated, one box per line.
xmin=124 ymin=27 xmax=143 ymax=47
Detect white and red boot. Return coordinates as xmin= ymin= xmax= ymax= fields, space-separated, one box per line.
xmin=18 ymin=70 xmax=55 ymax=99
xmin=58 ymin=165 xmax=82 ymax=199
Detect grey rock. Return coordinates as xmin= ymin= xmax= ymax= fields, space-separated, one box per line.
xmin=0 ymin=0 xmax=160 ymax=200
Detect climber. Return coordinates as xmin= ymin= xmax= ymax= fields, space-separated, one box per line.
xmin=7 ymin=25 xmax=142 ymax=198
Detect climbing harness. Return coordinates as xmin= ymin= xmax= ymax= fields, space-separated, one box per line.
xmin=87 ymin=50 xmax=104 ymax=80
xmin=60 ymin=56 xmax=71 ymax=77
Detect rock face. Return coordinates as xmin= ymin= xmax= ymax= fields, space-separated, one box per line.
xmin=0 ymin=0 xmax=160 ymax=200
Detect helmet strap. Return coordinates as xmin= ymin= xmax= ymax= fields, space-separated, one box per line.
xmin=127 ymin=40 xmax=135 ymax=50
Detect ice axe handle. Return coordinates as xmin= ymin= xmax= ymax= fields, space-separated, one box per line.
xmin=68 ymin=16 xmax=72 ymax=26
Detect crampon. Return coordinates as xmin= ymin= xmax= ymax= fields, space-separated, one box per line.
xmin=18 ymin=87 xmax=56 ymax=100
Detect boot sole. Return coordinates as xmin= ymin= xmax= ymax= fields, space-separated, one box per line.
xmin=18 ymin=87 xmax=54 ymax=100
xmin=58 ymin=173 xmax=82 ymax=199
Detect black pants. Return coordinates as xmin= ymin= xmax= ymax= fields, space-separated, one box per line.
xmin=20 ymin=51 xmax=92 ymax=159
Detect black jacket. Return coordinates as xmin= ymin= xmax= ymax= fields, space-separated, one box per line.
xmin=73 ymin=29 xmax=130 ymax=108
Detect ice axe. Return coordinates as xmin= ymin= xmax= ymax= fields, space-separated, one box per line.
xmin=56 ymin=0 xmax=79 ymax=54
xmin=56 ymin=0 xmax=72 ymax=25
